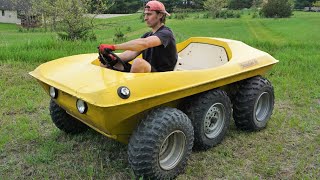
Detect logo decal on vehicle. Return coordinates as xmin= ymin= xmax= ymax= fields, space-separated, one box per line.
xmin=239 ymin=59 xmax=258 ymax=69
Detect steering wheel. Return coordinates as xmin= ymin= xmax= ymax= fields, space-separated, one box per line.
xmin=98 ymin=48 xmax=131 ymax=72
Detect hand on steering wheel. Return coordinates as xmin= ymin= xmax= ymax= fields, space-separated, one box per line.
xmin=98 ymin=47 xmax=130 ymax=72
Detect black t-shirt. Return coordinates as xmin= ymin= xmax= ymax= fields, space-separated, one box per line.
xmin=141 ymin=26 xmax=177 ymax=72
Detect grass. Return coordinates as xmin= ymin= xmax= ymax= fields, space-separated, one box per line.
xmin=0 ymin=11 xmax=319 ymax=179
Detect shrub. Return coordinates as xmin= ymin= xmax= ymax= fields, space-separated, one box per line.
xmin=216 ymin=10 xmax=241 ymax=19
xmin=113 ymin=28 xmax=126 ymax=43
xmin=174 ymin=13 xmax=189 ymax=19
xmin=261 ymin=0 xmax=292 ymax=18
xmin=204 ymin=0 xmax=228 ymax=18
xmin=127 ymin=26 xmax=132 ymax=32
xmin=194 ymin=14 xmax=200 ymax=19
xmin=203 ymin=13 xmax=210 ymax=19
xmin=252 ymin=11 xmax=259 ymax=18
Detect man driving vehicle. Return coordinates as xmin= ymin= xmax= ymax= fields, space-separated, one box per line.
xmin=99 ymin=0 xmax=177 ymax=73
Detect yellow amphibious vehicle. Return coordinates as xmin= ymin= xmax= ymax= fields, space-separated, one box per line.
xmin=30 ymin=37 xmax=278 ymax=179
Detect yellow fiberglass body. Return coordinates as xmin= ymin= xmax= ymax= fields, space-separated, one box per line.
xmin=29 ymin=37 xmax=278 ymax=143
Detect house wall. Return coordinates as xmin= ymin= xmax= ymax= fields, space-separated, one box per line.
xmin=0 ymin=10 xmax=21 ymax=24
xmin=304 ymin=7 xmax=320 ymax=12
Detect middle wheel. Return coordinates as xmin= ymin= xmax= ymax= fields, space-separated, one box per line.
xmin=183 ymin=89 xmax=231 ymax=150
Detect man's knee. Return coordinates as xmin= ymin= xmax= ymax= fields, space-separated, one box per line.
xmin=132 ymin=58 xmax=145 ymax=65
xmin=131 ymin=58 xmax=151 ymax=73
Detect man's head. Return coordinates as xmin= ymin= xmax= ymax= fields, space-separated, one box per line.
xmin=144 ymin=0 xmax=170 ymax=27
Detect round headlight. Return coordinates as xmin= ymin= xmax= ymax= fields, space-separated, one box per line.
xmin=49 ymin=87 xmax=58 ymax=99
xmin=76 ymin=99 xmax=88 ymax=114
xmin=117 ymin=86 xmax=130 ymax=99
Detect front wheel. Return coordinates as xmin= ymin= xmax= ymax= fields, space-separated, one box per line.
xmin=49 ymin=99 xmax=89 ymax=134
xmin=233 ymin=76 xmax=275 ymax=130
xmin=128 ymin=107 xmax=194 ymax=179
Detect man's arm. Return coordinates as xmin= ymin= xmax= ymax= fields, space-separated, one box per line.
xmin=99 ymin=36 xmax=162 ymax=63
xmin=117 ymin=50 xmax=141 ymax=62
xmin=115 ymin=36 xmax=162 ymax=52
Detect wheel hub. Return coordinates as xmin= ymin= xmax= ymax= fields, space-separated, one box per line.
xmin=255 ymin=92 xmax=271 ymax=122
xmin=204 ymin=103 xmax=225 ymax=139
xmin=159 ymin=130 xmax=186 ymax=170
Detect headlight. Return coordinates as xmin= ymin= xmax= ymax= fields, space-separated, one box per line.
xmin=76 ymin=99 xmax=88 ymax=114
xmin=49 ymin=87 xmax=58 ymax=99
xmin=117 ymin=86 xmax=130 ymax=99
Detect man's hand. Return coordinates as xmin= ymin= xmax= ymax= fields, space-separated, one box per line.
xmin=99 ymin=44 xmax=115 ymax=53
xmin=108 ymin=54 xmax=116 ymax=61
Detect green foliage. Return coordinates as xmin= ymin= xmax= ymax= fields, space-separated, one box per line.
xmin=178 ymin=0 xmax=206 ymax=9
xmin=217 ymin=10 xmax=241 ymax=18
xmin=228 ymin=0 xmax=254 ymax=9
xmin=204 ymin=0 xmax=228 ymax=18
xmin=126 ymin=26 xmax=132 ymax=32
xmin=261 ymin=0 xmax=293 ymax=18
xmin=113 ymin=28 xmax=127 ymax=43
xmin=174 ymin=13 xmax=189 ymax=19
xmin=203 ymin=12 xmax=210 ymax=18
xmin=55 ymin=0 xmax=94 ymax=41
xmin=252 ymin=11 xmax=259 ymax=18
xmin=314 ymin=0 xmax=320 ymax=7
xmin=161 ymin=0 xmax=182 ymax=12
xmin=294 ymin=0 xmax=317 ymax=9
xmin=107 ymin=0 xmax=140 ymax=14
xmin=29 ymin=0 xmax=112 ymax=40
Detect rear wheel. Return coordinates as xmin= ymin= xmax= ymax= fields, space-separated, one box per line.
xmin=128 ymin=107 xmax=194 ymax=179
xmin=49 ymin=99 xmax=88 ymax=134
xmin=233 ymin=76 xmax=275 ymax=130
xmin=183 ymin=89 xmax=231 ymax=150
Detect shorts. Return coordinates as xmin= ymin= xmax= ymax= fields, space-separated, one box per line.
xmin=125 ymin=63 xmax=158 ymax=72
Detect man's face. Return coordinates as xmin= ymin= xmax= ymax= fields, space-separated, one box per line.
xmin=144 ymin=9 xmax=162 ymax=28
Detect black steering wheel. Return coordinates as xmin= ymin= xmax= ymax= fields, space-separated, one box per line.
xmin=98 ymin=48 xmax=131 ymax=72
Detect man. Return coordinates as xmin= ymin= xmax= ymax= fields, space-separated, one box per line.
xmin=99 ymin=0 xmax=177 ymax=73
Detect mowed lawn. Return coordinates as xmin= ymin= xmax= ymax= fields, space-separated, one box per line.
xmin=0 ymin=11 xmax=319 ymax=179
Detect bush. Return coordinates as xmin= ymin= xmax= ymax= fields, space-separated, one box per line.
xmin=113 ymin=28 xmax=126 ymax=43
xmin=252 ymin=11 xmax=259 ymax=18
xmin=215 ymin=10 xmax=241 ymax=19
xmin=203 ymin=13 xmax=210 ymax=19
xmin=127 ymin=26 xmax=132 ymax=32
xmin=174 ymin=13 xmax=189 ymax=19
xmin=261 ymin=0 xmax=292 ymax=18
xmin=57 ymin=31 xmax=96 ymax=41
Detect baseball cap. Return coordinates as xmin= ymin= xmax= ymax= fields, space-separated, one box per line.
xmin=145 ymin=0 xmax=170 ymax=16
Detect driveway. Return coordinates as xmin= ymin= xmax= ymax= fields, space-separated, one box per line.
xmin=86 ymin=14 xmax=133 ymax=19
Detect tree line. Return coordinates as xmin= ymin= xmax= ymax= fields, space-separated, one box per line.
xmin=99 ymin=0 xmax=319 ymax=14
xmin=10 ymin=0 xmax=318 ymax=40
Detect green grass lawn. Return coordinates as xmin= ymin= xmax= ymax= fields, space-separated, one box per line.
xmin=0 ymin=11 xmax=319 ymax=179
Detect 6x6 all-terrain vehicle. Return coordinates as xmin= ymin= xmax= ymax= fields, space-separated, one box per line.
xmin=30 ymin=37 xmax=278 ymax=179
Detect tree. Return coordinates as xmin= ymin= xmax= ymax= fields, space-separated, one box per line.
xmin=261 ymin=0 xmax=292 ymax=18
xmin=56 ymin=0 xmax=113 ymax=40
xmin=29 ymin=0 xmax=112 ymax=40
xmin=204 ymin=0 xmax=228 ymax=18
xmin=107 ymin=0 xmax=140 ymax=14
xmin=228 ymin=0 xmax=253 ymax=9
xmin=161 ymin=0 xmax=183 ymax=12
xmin=294 ymin=0 xmax=316 ymax=10
xmin=314 ymin=1 xmax=320 ymax=7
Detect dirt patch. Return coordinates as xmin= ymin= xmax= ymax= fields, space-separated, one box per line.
xmin=274 ymin=100 xmax=295 ymax=117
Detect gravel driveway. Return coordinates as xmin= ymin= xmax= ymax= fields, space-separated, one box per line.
xmin=86 ymin=14 xmax=133 ymax=19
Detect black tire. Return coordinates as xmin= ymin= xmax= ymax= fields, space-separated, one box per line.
xmin=182 ymin=89 xmax=231 ymax=150
xmin=49 ymin=99 xmax=89 ymax=134
xmin=128 ymin=107 xmax=194 ymax=179
xmin=233 ymin=76 xmax=275 ymax=131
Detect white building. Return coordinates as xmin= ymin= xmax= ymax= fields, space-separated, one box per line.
xmin=0 ymin=1 xmax=21 ymax=24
